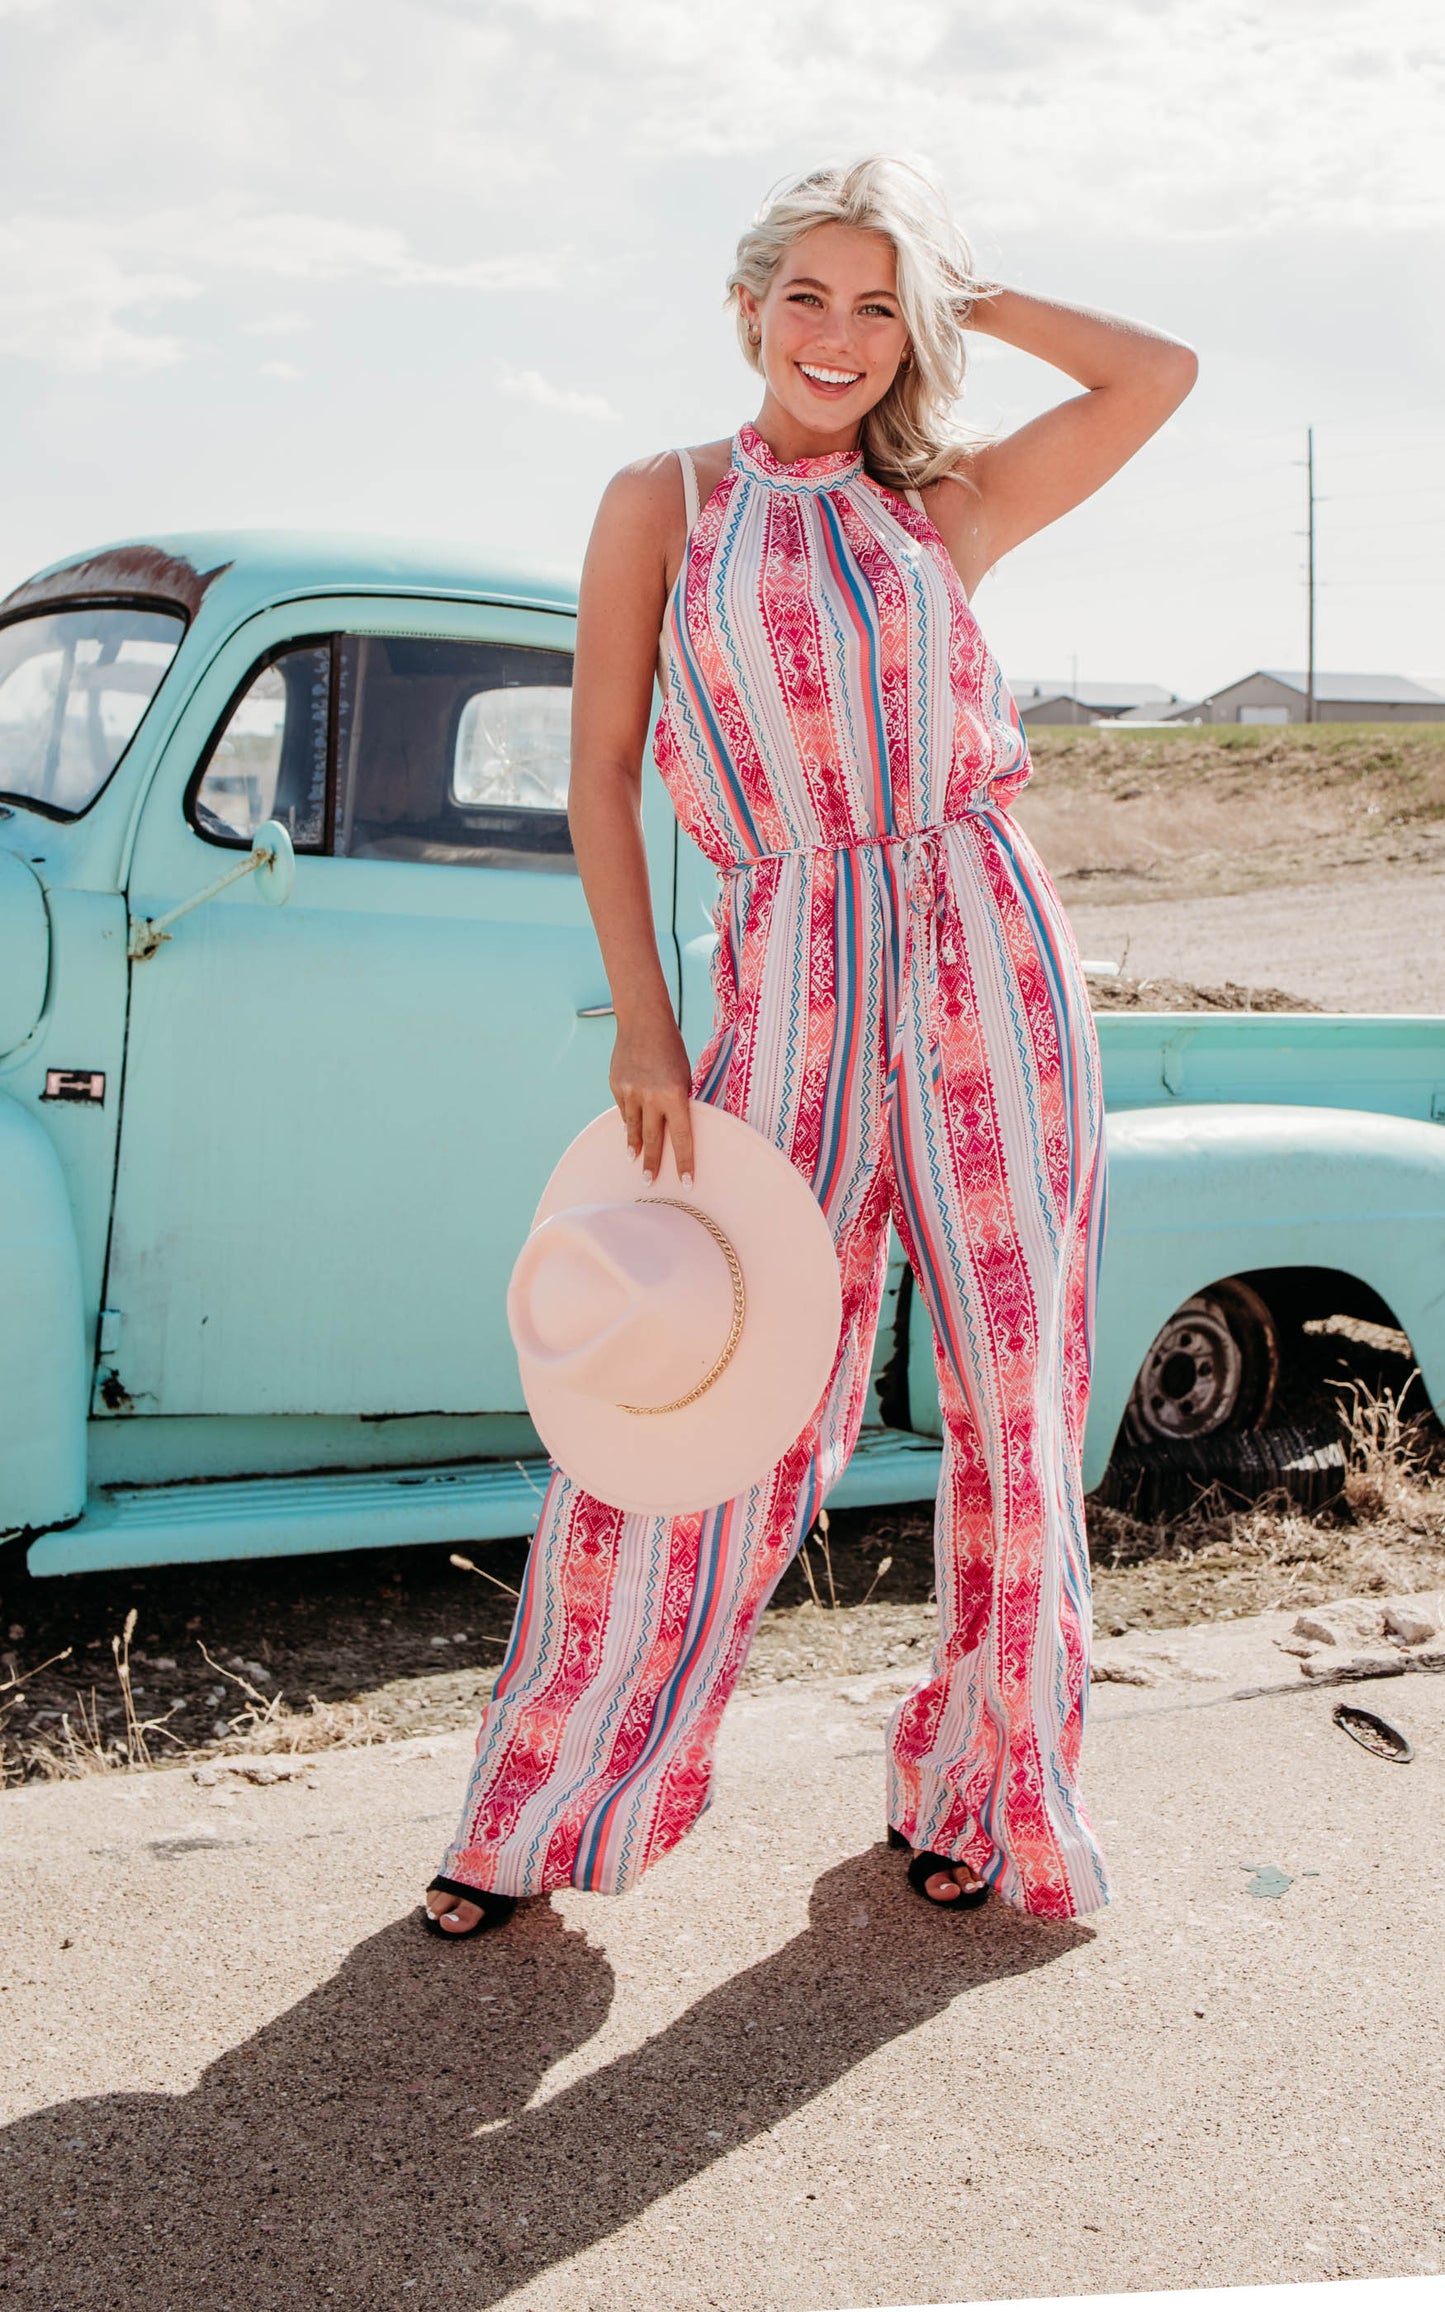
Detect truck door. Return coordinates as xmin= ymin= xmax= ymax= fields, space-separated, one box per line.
xmin=103 ymin=594 xmax=677 ymax=1418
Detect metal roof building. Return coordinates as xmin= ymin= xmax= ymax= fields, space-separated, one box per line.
xmin=1011 ymin=679 xmax=1181 ymax=726
xmin=1196 ymin=670 xmax=1445 ymax=724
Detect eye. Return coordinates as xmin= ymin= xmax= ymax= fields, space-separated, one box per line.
xmin=860 ymin=302 xmax=898 ymax=319
xmin=786 ymin=291 xmax=823 ymax=307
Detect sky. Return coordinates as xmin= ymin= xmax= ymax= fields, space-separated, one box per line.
xmin=1 ymin=0 xmax=1442 ymax=702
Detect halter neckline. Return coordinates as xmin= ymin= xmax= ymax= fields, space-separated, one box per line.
xmin=732 ymin=421 xmax=864 ymax=494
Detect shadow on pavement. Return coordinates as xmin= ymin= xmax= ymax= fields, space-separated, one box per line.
xmin=3 ymin=1843 xmax=1091 ymax=2308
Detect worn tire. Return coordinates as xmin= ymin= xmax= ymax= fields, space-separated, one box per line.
xmin=1122 ymin=1277 xmax=1279 ymax=1448
xmin=1094 ymin=1417 xmax=1346 ymax=1519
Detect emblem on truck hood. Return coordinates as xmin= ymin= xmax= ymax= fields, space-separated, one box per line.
xmin=42 ymin=1070 xmax=106 ymax=1104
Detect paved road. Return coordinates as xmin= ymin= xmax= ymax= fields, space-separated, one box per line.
xmin=2 ymin=1609 xmax=1442 ymax=2312
xmin=1067 ymin=872 xmax=1445 ymax=1014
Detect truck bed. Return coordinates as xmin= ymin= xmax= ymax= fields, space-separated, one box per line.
xmin=1099 ymin=1012 xmax=1445 ymax=1122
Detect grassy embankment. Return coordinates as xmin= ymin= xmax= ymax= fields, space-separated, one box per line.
xmin=1014 ymin=721 xmax=1445 ymax=908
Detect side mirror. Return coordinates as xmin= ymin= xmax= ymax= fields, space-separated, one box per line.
xmin=251 ymin=819 xmax=295 ymax=908
xmin=129 ymin=819 xmax=300 ymax=961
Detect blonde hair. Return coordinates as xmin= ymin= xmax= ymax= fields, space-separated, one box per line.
xmin=726 ymin=157 xmax=993 ymax=491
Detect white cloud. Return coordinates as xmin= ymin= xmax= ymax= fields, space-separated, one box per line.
xmin=498 ymin=363 xmax=618 ymax=422
xmin=0 ymin=220 xmax=197 ymax=370
xmin=240 ymin=310 xmax=308 ymax=338
xmin=258 ymin=359 xmax=301 ymax=382
xmin=198 ymin=211 xmax=559 ymax=289
xmin=3 ymin=2 xmax=1440 ymax=317
xmin=0 ymin=205 xmax=558 ymax=372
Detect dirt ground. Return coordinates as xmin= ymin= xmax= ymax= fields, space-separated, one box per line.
xmin=1018 ymin=722 xmax=1445 ymax=1014
xmin=1014 ymin=722 xmax=1445 ymax=909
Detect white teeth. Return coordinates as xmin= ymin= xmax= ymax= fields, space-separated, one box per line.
xmin=799 ymin=362 xmax=861 ymax=386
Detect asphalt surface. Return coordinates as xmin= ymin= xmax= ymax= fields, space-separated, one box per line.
xmin=2 ymin=1608 xmax=1443 ymax=2312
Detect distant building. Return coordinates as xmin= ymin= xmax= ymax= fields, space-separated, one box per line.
xmin=1197 ymin=671 xmax=1445 ymax=725
xmin=1011 ymin=679 xmax=1182 ymax=726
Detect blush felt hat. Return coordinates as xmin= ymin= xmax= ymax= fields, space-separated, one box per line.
xmin=507 ymin=1102 xmax=843 ymax=1517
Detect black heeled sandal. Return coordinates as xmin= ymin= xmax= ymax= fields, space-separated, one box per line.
xmin=887 ymin=1825 xmax=988 ymax=1910
xmin=421 ymin=1875 xmax=518 ymax=1939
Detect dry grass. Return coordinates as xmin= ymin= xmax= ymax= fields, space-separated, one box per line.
xmin=1086 ymin=971 xmax=1320 ymax=1014
xmin=1 ymin=1607 xmax=197 ymax=1780
xmin=6 ymin=1630 xmax=391 ymax=1783
xmin=1089 ymin=1384 xmax=1445 ymax=1636
xmin=1089 ymin=1488 xmax=1445 ymax=1636
xmin=1014 ymin=722 xmax=1445 ymax=905
xmin=1336 ymin=1375 xmax=1430 ymax=1523
xmin=191 ymin=1645 xmax=391 ymax=1760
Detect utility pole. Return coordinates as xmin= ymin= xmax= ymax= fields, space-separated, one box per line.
xmin=1305 ymin=425 xmax=1316 ymax=724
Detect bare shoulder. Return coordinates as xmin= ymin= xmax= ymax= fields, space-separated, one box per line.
xmin=681 ymin=436 xmax=734 ymax=502
xmin=595 ymin=438 xmax=731 ymax=542
xmin=594 ymin=454 xmax=681 ymax=540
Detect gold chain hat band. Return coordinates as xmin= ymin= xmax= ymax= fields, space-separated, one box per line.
xmin=618 ymin=1199 xmax=747 ymax=1416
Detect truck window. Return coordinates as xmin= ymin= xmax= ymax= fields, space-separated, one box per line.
xmin=189 ymin=631 xmax=574 ymax=870
xmin=190 ymin=640 xmax=331 ymax=850
xmin=0 ymin=603 xmax=183 ymax=819
xmin=335 ymin=635 xmax=574 ymax=872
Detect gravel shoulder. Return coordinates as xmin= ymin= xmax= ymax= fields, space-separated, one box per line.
xmin=1011 ymin=723 xmax=1445 ymax=1014
xmin=1066 ymin=872 xmax=1445 ymax=1016
xmin=2 ymin=1605 xmax=1441 ymax=2311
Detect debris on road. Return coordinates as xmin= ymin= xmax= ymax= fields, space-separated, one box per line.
xmin=1241 ymin=1863 xmax=1294 ymax=1898
xmin=1332 ymin=1704 xmax=1415 ymax=1763
xmin=191 ymin=1758 xmax=315 ymax=1787
xmin=1384 ymin=1603 xmax=1438 ymax=1646
xmin=1302 ymin=1651 xmax=1406 ymax=1684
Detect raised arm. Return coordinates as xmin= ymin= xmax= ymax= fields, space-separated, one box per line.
xmin=924 ymin=287 xmax=1198 ymax=597
xmin=568 ymin=456 xmax=697 ymax=1184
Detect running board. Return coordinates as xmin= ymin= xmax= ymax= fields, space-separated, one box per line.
xmin=26 ymin=1429 xmax=943 ymax=1577
xmin=829 ymin=1425 xmax=942 ymax=1509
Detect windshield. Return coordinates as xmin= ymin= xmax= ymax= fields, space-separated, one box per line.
xmin=0 ymin=603 xmax=185 ymax=818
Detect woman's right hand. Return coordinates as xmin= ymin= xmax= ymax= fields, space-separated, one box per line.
xmin=611 ymin=1014 xmax=696 ymax=1186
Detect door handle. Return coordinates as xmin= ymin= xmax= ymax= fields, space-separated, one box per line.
xmin=576 ymin=1002 xmax=614 ymax=1018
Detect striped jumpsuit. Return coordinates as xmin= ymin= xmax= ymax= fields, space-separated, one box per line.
xmin=443 ymin=423 xmax=1110 ymax=1920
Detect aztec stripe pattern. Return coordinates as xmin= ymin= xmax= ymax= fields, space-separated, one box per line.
xmin=443 ymin=424 xmax=1109 ymax=1919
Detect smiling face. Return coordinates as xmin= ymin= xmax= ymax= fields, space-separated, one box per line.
xmin=739 ymin=221 xmax=910 ymax=455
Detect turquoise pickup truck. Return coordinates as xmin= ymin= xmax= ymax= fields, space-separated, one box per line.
xmin=4 ymin=534 xmax=1443 ymax=1577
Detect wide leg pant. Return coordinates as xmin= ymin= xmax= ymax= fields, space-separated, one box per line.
xmin=444 ymin=810 xmax=1110 ymax=1919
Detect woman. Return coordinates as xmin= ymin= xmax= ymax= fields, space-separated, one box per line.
xmin=426 ymin=156 xmax=1196 ymax=1933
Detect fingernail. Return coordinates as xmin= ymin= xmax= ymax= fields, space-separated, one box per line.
xmin=680 ymin=1171 xmax=693 ymax=1188
xmin=642 ymin=1169 xmax=654 ymax=1185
